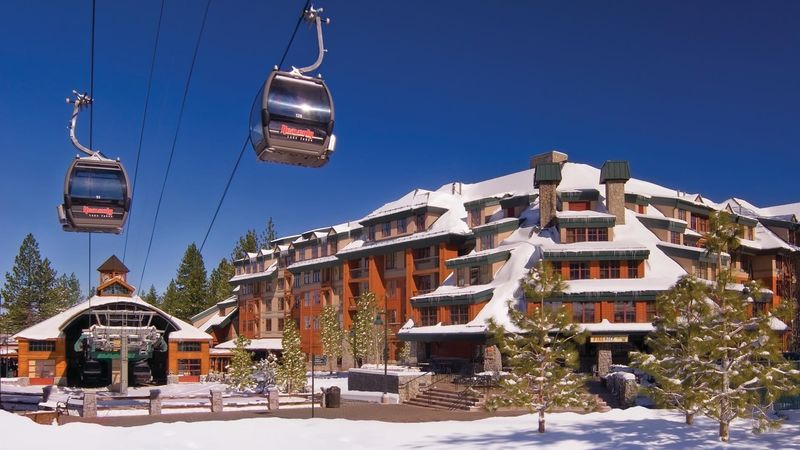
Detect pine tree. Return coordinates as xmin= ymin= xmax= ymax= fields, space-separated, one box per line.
xmin=228 ymin=335 xmax=254 ymax=391
xmin=142 ymin=285 xmax=159 ymax=305
xmin=209 ymin=258 xmax=234 ymax=303
xmin=47 ymin=273 xmax=82 ymax=317
xmin=276 ymin=319 xmax=306 ymax=393
xmin=486 ymin=262 xmax=593 ymax=434
xmin=231 ymin=230 xmax=259 ymax=261
xmin=254 ymin=353 xmax=278 ymax=387
xmin=259 ymin=217 xmax=277 ymax=249
xmin=172 ymin=243 xmax=210 ymax=320
xmin=348 ymin=291 xmax=377 ymax=367
xmin=631 ymin=276 xmax=711 ymax=425
xmin=1 ymin=234 xmax=60 ymax=332
xmin=160 ymin=280 xmax=180 ymax=315
xmin=320 ymin=304 xmax=344 ymax=374
xmin=397 ymin=341 xmax=412 ymax=367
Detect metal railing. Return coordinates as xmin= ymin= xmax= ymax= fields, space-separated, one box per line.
xmin=349 ymin=267 xmax=369 ymax=279
xmin=413 ymin=256 xmax=439 ymax=271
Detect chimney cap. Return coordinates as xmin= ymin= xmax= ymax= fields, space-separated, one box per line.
xmin=600 ymin=160 xmax=631 ymax=184
xmin=530 ymin=150 xmax=568 ymax=168
xmin=533 ymin=162 xmax=563 ymax=188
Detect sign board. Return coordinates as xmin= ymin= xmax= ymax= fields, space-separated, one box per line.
xmin=589 ymin=335 xmax=628 ymax=344
xmin=312 ymin=355 xmax=327 ymax=366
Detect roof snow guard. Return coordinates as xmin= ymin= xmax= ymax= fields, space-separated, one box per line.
xmin=599 ymin=161 xmax=631 ymax=184
xmin=533 ymin=162 xmax=562 ymax=188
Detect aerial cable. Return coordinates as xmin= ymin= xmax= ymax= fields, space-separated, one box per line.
xmin=139 ymin=0 xmax=213 ymax=289
xmin=197 ymin=0 xmax=313 ymax=255
xmin=123 ymin=0 xmax=166 ymax=264
xmin=89 ymin=0 xmax=96 ymax=301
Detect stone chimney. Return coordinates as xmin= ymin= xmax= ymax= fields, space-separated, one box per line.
xmin=530 ymin=150 xmax=568 ymax=169
xmin=534 ymin=162 xmax=563 ymax=229
xmin=599 ymin=161 xmax=631 ymax=225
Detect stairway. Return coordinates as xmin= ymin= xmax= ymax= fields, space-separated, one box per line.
xmin=406 ymin=387 xmax=484 ymax=411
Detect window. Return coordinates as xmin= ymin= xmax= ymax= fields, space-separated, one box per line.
xmin=569 ymin=201 xmax=590 ymax=212
xmin=599 ymin=261 xmax=620 ymax=279
xmin=278 ymin=318 xmax=285 ymax=331
xmin=677 ymin=209 xmax=687 ymax=221
xmin=304 ymin=272 xmax=311 ymax=284
xmin=480 ymin=233 xmax=496 ymax=251
xmin=670 ymin=231 xmax=681 ymax=245
xmin=178 ymin=342 xmax=201 ymax=352
xmin=177 ymin=359 xmax=201 ymax=376
xmin=572 ymin=302 xmax=595 ymax=323
xmin=311 ymin=246 xmax=319 ymax=259
xmin=304 ymin=316 xmax=311 ymax=329
xmin=313 ymin=317 xmax=320 ymax=330
xmin=627 ymin=261 xmax=639 ymax=278
xmin=101 ymin=284 xmax=131 ymax=296
xmin=313 ymin=270 xmax=321 ymax=283
xmin=544 ymin=301 xmax=563 ymax=315
xmin=382 ymin=222 xmax=391 ymax=237
xmin=469 ymin=208 xmax=481 ymax=227
xmin=304 ymin=291 xmax=311 ymax=307
xmin=415 ymin=214 xmax=426 ymax=231
xmin=569 ymin=262 xmax=589 ymax=280
xmin=368 ymin=225 xmax=376 ymax=241
xmin=278 ymin=297 xmax=285 ymax=311
xmin=397 ymin=217 xmax=407 ymax=233
xmin=385 ymin=252 xmax=398 ymax=270
xmin=450 ymin=305 xmax=469 ymax=324
xmin=293 ymin=276 xmax=300 ymax=288
xmin=587 ymin=227 xmax=608 ymax=242
xmin=566 ymin=228 xmax=586 ymax=243
xmin=694 ymin=261 xmax=709 ymax=279
xmin=266 ymin=319 xmax=272 ymax=332
xmin=645 ymin=302 xmax=656 ymax=322
xmin=420 ymin=307 xmax=438 ymax=326
xmin=614 ymin=301 xmax=635 ymax=323
xmin=690 ymin=215 xmax=709 ymax=233
xmin=29 ymin=341 xmax=56 ymax=352
xmin=313 ymin=291 xmax=320 ymax=305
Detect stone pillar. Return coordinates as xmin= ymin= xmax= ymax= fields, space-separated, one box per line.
xmin=597 ymin=345 xmax=612 ymax=377
xmin=605 ymin=182 xmax=626 ymax=225
xmin=267 ymin=387 xmax=280 ymax=411
xmin=483 ymin=345 xmax=502 ymax=373
xmin=210 ymin=390 xmax=223 ymax=413
xmin=82 ymin=392 xmax=97 ymax=418
xmin=149 ymin=389 xmax=162 ymax=415
xmin=538 ymin=183 xmax=558 ymax=229
xmin=110 ymin=359 xmax=122 ymax=392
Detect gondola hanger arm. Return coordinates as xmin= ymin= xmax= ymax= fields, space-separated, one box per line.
xmin=293 ymin=6 xmax=330 ymax=75
xmin=66 ymin=90 xmax=105 ymax=158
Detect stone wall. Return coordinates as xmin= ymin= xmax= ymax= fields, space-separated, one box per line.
xmin=605 ymin=181 xmax=626 ymax=225
xmin=605 ymin=372 xmax=637 ymax=408
xmin=348 ymin=369 xmax=431 ymax=402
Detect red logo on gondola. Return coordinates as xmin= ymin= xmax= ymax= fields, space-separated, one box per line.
xmin=82 ymin=206 xmax=114 ymax=217
xmin=280 ymin=124 xmax=315 ymax=140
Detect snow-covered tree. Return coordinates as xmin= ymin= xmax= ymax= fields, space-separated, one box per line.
xmin=397 ymin=341 xmax=412 ymax=367
xmin=487 ymin=262 xmax=593 ymax=433
xmin=254 ymin=353 xmax=278 ymax=387
xmin=276 ymin=319 xmax=306 ymax=393
xmin=320 ymin=304 xmax=343 ymax=374
xmin=348 ymin=291 xmax=377 ymax=367
xmin=631 ymin=275 xmax=711 ymax=425
xmin=227 ymin=335 xmax=254 ymax=391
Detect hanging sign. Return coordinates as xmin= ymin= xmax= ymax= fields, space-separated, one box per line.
xmin=589 ymin=335 xmax=628 ymax=344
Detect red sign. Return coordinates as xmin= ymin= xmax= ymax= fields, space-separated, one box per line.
xmin=82 ymin=206 xmax=114 ymax=217
xmin=279 ymin=124 xmax=315 ymax=141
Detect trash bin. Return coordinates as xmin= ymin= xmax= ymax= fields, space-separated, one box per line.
xmin=42 ymin=385 xmax=53 ymax=403
xmin=324 ymin=386 xmax=341 ymax=408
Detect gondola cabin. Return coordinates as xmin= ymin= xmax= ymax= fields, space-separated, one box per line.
xmin=58 ymin=156 xmax=131 ymax=234
xmin=250 ymin=70 xmax=335 ymax=168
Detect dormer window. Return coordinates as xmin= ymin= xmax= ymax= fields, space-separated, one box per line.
xmin=468 ymin=208 xmax=481 ymax=227
xmin=382 ymin=222 xmax=391 ymax=237
xmin=479 ymin=233 xmax=496 ymax=251
xmin=566 ymin=227 xmax=608 ymax=243
xmin=397 ymin=218 xmax=407 ymax=234
xmin=415 ymin=214 xmax=426 ymax=231
xmin=368 ymin=225 xmax=376 ymax=241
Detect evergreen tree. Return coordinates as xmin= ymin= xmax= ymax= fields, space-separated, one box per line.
xmin=231 ymin=230 xmax=259 ymax=261
xmin=47 ymin=273 xmax=82 ymax=317
xmin=276 ymin=319 xmax=306 ymax=393
xmin=142 ymin=285 xmax=159 ymax=305
xmin=254 ymin=353 xmax=278 ymax=387
xmin=160 ymin=280 xmax=180 ymax=315
xmin=227 ymin=335 xmax=255 ymax=391
xmin=209 ymin=258 xmax=234 ymax=303
xmin=631 ymin=276 xmax=711 ymax=425
xmin=397 ymin=341 xmax=412 ymax=367
xmin=259 ymin=217 xmax=277 ymax=249
xmin=486 ymin=262 xmax=592 ymax=434
xmin=172 ymin=243 xmax=210 ymax=320
xmin=348 ymin=291 xmax=377 ymax=367
xmin=320 ymin=304 xmax=344 ymax=374
xmin=1 ymin=234 xmax=59 ymax=332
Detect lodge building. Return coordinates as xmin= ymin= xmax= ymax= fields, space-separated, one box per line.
xmin=227 ymin=151 xmax=799 ymax=376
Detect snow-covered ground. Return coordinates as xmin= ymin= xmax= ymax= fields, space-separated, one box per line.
xmin=4 ymin=407 xmax=799 ymax=450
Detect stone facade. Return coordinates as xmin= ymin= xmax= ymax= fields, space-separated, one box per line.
xmin=539 ymin=183 xmax=558 ymax=229
xmin=597 ymin=346 xmax=612 ymax=376
xmin=348 ymin=369 xmax=432 ymax=402
xmin=605 ymin=181 xmax=627 ymax=225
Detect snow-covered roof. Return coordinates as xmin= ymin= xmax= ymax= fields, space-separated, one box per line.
xmin=14 ymin=296 xmax=211 ymax=341
xmin=228 ymin=262 xmax=277 ymax=283
xmin=200 ymin=307 xmax=238 ymax=333
xmin=215 ymin=338 xmax=282 ymax=351
xmin=580 ymin=319 xmax=654 ymax=333
xmin=287 ymin=255 xmax=339 ymax=271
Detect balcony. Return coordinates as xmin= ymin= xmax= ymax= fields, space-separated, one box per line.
xmin=349 ymin=267 xmax=369 ymax=279
xmin=413 ymin=289 xmax=436 ymax=297
xmin=413 ymin=256 xmax=439 ymax=271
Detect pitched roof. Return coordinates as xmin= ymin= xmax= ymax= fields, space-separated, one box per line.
xmin=97 ymin=255 xmax=129 ymax=273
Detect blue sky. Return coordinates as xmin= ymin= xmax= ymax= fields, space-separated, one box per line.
xmin=0 ymin=0 xmax=798 ymax=296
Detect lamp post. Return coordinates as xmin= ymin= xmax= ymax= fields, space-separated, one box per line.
xmin=373 ymin=311 xmax=389 ymax=402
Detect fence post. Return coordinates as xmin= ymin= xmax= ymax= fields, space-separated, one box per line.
xmin=149 ymin=389 xmax=162 ymax=415
xmin=82 ymin=392 xmax=97 ymax=418
xmin=210 ymin=390 xmax=223 ymax=413
xmin=267 ymin=387 xmax=280 ymax=411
